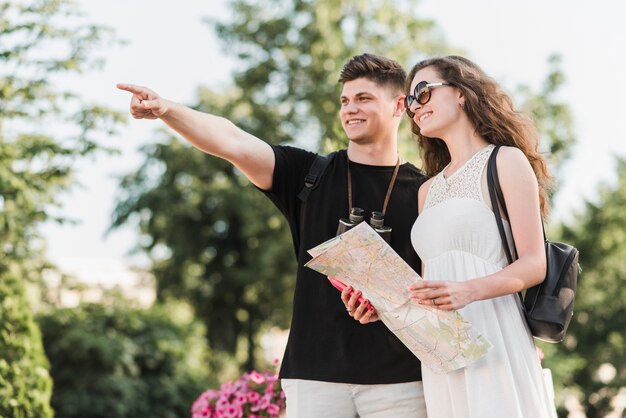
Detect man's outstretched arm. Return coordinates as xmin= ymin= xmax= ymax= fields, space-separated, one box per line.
xmin=117 ymin=83 xmax=275 ymax=190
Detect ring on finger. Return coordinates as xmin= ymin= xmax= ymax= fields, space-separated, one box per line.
xmin=432 ymin=298 xmax=438 ymax=306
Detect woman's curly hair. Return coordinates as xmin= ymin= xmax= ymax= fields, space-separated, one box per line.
xmin=406 ymin=56 xmax=553 ymax=217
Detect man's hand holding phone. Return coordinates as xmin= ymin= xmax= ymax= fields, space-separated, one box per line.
xmin=329 ymin=277 xmax=380 ymax=324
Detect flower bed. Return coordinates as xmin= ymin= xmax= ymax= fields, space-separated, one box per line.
xmin=192 ymin=370 xmax=285 ymax=418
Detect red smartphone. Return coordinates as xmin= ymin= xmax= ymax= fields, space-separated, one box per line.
xmin=327 ymin=277 xmax=374 ymax=311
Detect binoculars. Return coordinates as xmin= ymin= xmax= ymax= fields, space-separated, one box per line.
xmin=336 ymin=207 xmax=392 ymax=244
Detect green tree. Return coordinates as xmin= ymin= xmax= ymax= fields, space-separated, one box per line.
xmin=518 ymin=54 xmax=576 ymax=181
xmin=210 ymin=0 xmax=450 ymax=153
xmin=541 ymin=159 xmax=626 ymax=418
xmin=0 ymin=1 xmax=123 ymax=415
xmin=38 ymin=302 xmax=211 ymax=418
xmin=113 ymin=139 xmax=296 ymax=371
xmin=0 ymin=275 xmax=53 ymax=418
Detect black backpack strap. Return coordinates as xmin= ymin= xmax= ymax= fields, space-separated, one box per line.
xmin=487 ymin=145 xmax=515 ymax=264
xmin=297 ymin=152 xmax=336 ymax=203
xmin=487 ymin=145 xmax=527 ymax=305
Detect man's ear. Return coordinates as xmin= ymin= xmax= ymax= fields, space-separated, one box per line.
xmin=394 ymin=95 xmax=405 ymax=117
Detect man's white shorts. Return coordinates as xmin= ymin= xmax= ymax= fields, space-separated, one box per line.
xmin=281 ymin=378 xmax=426 ymax=418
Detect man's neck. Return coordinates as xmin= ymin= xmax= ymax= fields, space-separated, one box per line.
xmin=346 ymin=140 xmax=399 ymax=166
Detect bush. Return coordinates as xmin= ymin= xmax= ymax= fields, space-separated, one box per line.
xmin=38 ymin=302 xmax=212 ymax=418
xmin=0 ymin=273 xmax=54 ymax=418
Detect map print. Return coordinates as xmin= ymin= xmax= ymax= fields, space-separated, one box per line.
xmin=305 ymin=222 xmax=492 ymax=373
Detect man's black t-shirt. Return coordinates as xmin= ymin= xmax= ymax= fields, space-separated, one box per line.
xmin=261 ymin=145 xmax=428 ymax=384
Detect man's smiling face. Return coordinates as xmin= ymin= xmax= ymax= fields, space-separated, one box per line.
xmin=340 ymin=78 xmax=400 ymax=145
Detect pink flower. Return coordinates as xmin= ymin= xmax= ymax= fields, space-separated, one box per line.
xmin=251 ymin=394 xmax=272 ymax=412
xmin=247 ymin=391 xmax=261 ymax=403
xmin=248 ymin=370 xmax=266 ymax=384
xmin=191 ymin=398 xmax=209 ymax=411
xmin=191 ymin=391 xmax=218 ymax=418
xmin=220 ymin=382 xmax=235 ymax=396
xmin=193 ymin=369 xmax=285 ymax=418
xmin=215 ymin=404 xmax=240 ymax=418
xmin=267 ymin=404 xmax=281 ymax=416
xmin=205 ymin=389 xmax=221 ymax=399
xmin=215 ymin=397 xmax=230 ymax=410
xmin=233 ymin=393 xmax=247 ymax=405
xmin=233 ymin=379 xmax=248 ymax=392
xmin=217 ymin=404 xmax=242 ymax=418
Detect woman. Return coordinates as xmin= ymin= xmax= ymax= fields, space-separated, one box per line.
xmin=406 ymin=56 xmax=556 ymax=417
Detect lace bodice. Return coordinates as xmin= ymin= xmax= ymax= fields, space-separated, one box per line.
xmin=424 ymin=144 xmax=494 ymax=210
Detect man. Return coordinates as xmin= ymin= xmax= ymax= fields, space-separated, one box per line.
xmin=118 ymin=53 xmax=427 ymax=417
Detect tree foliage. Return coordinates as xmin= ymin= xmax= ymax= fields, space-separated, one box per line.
xmin=0 ymin=1 xmax=123 ymax=415
xmin=0 ymin=274 xmax=53 ymax=418
xmin=210 ymin=0 xmax=450 ymax=152
xmin=113 ymin=138 xmax=296 ymax=370
xmin=518 ymin=54 xmax=576 ymax=181
xmin=542 ymin=159 xmax=626 ymax=418
xmin=38 ymin=302 xmax=211 ymax=418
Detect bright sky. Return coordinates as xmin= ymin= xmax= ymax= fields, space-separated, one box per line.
xmin=40 ymin=0 xmax=626 ymax=284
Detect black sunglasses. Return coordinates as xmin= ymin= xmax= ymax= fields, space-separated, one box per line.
xmin=404 ymin=81 xmax=453 ymax=118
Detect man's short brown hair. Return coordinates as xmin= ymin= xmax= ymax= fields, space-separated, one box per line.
xmin=339 ymin=53 xmax=406 ymax=95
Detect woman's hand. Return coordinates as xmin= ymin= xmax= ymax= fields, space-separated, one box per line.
xmin=341 ymin=286 xmax=380 ymax=324
xmin=409 ymin=280 xmax=476 ymax=311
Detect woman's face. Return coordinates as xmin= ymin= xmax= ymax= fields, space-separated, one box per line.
xmin=408 ymin=66 xmax=462 ymax=138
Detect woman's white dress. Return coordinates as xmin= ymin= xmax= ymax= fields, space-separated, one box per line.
xmin=410 ymin=145 xmax=556 ymax=418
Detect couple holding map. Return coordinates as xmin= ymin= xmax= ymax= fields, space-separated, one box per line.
xmin=119 ymin=51 xmax=556 ymax=417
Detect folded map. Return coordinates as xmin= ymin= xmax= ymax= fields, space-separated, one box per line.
xmin=305 ymin=222 xmax=492 ymax=373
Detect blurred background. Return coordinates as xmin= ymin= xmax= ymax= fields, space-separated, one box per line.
xmin=2 ymin=0 xmax=625 ymax=417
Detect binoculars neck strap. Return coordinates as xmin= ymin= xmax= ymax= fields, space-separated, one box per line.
xmin=347 ymin=155 xmax=400 ymax=216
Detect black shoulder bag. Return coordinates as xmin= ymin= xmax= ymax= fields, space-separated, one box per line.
xmin=487 ymin=145 xmax=580 ymax=343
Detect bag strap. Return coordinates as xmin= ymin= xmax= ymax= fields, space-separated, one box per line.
xmin=487 ymin=145 xmax=528 ymax=304
xmin=487 ymin=146 xmax=548 ymax=250
xmin=487 ymin=145 xmax=554 ymax=305
xmin=487 ymin=145 xmax=515 ymax=264
xmin=297 ymin=152 xmax=336 ymax=203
